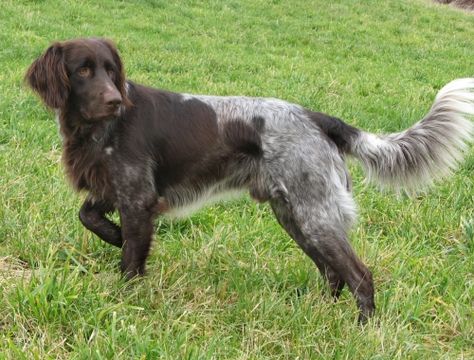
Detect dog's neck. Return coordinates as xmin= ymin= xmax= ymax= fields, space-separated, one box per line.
xmin=56 ymin=107 xmax=119 ymax=146
xmin=56 ymin=107 xmax=118 ymax=198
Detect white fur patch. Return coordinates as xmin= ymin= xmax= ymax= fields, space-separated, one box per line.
xmin=351 ymin=78 xmax=474 ymax=191
xmin=180 ymin=93 xmax=195 ymax=102
xmin=165 ymin=186 xmax=244 ymax=218
xmin=54 ymin=109 xmax=64 ymax=141
xmin=178 ymin=93 xmax=309 ymax=130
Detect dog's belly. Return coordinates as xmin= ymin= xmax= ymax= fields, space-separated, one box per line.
xmin=163 ymin=184 xmax=245 ymax=218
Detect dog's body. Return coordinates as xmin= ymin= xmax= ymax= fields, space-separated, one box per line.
xmin=26 ymin=38 xmax=474 ymax=322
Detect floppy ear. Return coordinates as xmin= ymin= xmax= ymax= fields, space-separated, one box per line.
xmin=101 ymin=39 xmax=132 ymax=107
xmin=25 ymin=43 xmax=70 ymax=109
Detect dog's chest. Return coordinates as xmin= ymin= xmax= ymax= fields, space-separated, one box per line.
xmin=63 ymin=141 xmax=113 ymax=199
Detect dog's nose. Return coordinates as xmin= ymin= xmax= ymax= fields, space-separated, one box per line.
xmin=104 ymin=88 xmax=122 ymax=107
xmin=106 ymin=96 xmax=122 ymax=107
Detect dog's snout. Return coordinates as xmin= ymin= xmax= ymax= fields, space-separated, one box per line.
xmin=103 ymin=86 xmax=122 ymax=107
xmin=106 ymin=96 xmax=122 ymax=107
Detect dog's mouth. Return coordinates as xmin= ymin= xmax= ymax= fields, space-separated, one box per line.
xmin=106 ymin=104 xmax=122 ymax=117
xmin=81 ymin=105 xmax=122 ymax=121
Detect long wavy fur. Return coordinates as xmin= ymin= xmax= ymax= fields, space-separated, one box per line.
xmin=351 ymin=78 xmax=474 ymax=191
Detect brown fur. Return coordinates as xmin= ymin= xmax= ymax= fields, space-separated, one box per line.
xmin=25 ymin=38 xmax=263 ymax=280
xmin=26 ymin=43 xmax=70 ymax=109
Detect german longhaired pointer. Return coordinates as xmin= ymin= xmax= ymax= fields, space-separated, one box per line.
xmin=26 ymin=38 xmax=474 ymax=322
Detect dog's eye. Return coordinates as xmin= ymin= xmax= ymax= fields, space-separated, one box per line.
xmin=77 ymin=67 xmax=91 ymax=77
xmin=107 ymin=69 xmax=115 ymax=78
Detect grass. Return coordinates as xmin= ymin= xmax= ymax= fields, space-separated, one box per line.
xmin=1 ymin=0 xmax=473 ymax=358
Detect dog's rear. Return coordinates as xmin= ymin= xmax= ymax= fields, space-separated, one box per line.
xmin=261 ymin=79 xmax=474 ymax=322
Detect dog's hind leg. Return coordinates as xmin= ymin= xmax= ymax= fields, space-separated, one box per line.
xmin=270 ymin=198 xmax=346 ymax=299
xmin=262 ymin=129 xmax=374 ymax=322
xmin=79 ymin=197 xmax=122 ymax=248
xmin=270 ymin=194 xmax=375 ymax=323
xmin=313 ymin=257 xmax=346 ymax=300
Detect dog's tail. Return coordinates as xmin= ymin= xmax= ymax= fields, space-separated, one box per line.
xmin=321 ymin=78 xmax=474 ymax=191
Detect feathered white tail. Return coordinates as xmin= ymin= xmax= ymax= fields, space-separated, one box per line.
xmin=351 ymin=78 xmax=474 ymax=190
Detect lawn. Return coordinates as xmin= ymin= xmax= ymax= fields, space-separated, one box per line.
xmin=1 ymin=0 xmax=473 ymax=358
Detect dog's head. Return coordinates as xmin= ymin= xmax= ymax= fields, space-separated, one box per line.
xmin=26 ymin=38 xmax=131 ymax=121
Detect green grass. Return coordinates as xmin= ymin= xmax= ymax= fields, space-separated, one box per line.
xmin=1 ymin=0 xmax=473 ymax=358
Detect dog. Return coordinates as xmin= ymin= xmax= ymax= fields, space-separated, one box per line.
xmin=25 ymin=38 xmax=474 ymax=323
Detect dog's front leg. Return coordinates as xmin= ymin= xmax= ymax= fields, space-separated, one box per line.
xmin=119 ymin=206 xmax=155 ymax=280
xmin=79 ymin=197 xmax=123 ymax=248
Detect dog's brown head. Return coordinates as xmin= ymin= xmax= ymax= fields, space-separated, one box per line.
xmin=26 ymin=38 xmax=131 ymax=121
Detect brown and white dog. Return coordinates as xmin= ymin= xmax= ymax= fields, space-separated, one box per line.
xmin=26 ymin=38 xmax=474 ymax=322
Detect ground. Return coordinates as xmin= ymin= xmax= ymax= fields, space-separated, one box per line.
xmin=0 ymin=0 xmax=473 ymax=358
